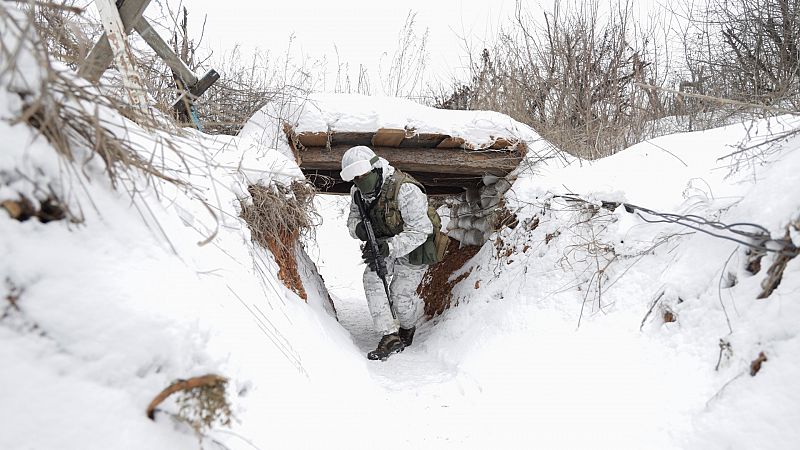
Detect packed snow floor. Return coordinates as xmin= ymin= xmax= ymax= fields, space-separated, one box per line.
xmin=312 ymin=196 xmax=710 ymax=449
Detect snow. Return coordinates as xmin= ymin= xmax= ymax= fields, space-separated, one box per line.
xmin=240 ymin=92 xmax=559 ymax=161
xmin=2 ymin=6 xmax=800 ymax=448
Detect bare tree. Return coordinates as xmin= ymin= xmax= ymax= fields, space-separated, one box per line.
xmin=681 ymin=0 xmax=800 ymax=107
xmin=436 ymin=0 xmax=668 ymax=159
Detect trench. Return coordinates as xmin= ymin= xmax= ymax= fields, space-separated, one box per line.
xmin=307 ymin=194 xmax=465 ymax=389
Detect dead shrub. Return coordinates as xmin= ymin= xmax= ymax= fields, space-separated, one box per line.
xmin=434 ymin=0 xmax=669 ymax=159
xmin=146 ymin=374 xmax=233 ymax=440
xmin=239 ymin=181 xmax=318 ymax=300
xmin=25 ymin=0 xmax=95 ymax=69
xmin=3 ymin=278 xmax=23 ymax=315
xmin=679 ymin=0 xmax=800 ymax=109
xmin=175 ymin=378 xmax=232 ymax=438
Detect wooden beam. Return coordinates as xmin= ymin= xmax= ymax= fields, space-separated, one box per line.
xmin=437 ymin=136 xmax=466 ymax=149
xmin=371 ymin=128 xmax=406 ymax=147
xmin=294 ymin=129 xmax=523 ymax=153
xmin=399 ymin=133 xmax=448 ymax=148
xmin=297 ymin=132 xmax=328 ymax=148
xmin=91 ymin=0 xmax=148 ymax=109
xmin=300 ymin=145 xmax=520 ymax=176
xmin=330 ymin=132 xmax=373 ymax=147
xmin=133 ymin=17 xmax=198 ymax=86
xmin=303 ymin=169 xmax=467 ymax=195
xmin=78 ymin=0 xmax=152 ymax=82
xmin=172 ymin=69 xmax=220 ymax=114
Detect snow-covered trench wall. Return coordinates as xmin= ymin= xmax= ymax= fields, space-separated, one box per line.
xmin=0 ymin=10 xmax=387 ymax=449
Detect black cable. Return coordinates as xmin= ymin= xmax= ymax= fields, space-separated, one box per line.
xmin=549 ymin=194 xmax=797 ymax=258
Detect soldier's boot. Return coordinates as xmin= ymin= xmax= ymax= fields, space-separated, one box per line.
xmin=398 ymin=326 xmax=416 ymax=347
xmin=367 ymin=333 xmax=405 ymax=361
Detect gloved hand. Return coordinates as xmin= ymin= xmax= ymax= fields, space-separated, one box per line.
xmin=361 ymin=241 xmax=389 ymax=271
xmin=355 ymin=222 xmax=368 ymax=241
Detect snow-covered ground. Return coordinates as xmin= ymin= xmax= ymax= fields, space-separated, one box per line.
xmin=2 ymin=7 xmax=800 ymax=449
xmin=311 ymin=115 xmax=800 ymax=447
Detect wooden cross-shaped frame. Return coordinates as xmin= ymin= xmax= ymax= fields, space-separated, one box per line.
xmin=79 ymin=0 xmax=219 ymax=120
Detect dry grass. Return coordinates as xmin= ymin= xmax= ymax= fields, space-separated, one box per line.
xmin=145 ymin=374 xmax=233 ymax=441
xmin=174 ymin=377 xmax=233 ymax=438
xmin=238 ymin=181 xmax=319 ymax=300
xmin=2 ymin=5 xmax=187 ymax=221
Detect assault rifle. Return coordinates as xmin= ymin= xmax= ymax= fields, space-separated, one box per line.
xmin=354 ymin=191 xmax=396 ymax=319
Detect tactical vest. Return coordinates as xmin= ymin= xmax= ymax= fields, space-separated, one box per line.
xmin=363 ymin=169 xmax=449 ymax=265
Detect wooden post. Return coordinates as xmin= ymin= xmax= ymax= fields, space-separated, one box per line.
xmin=91 ymin=0 xmax=148 ymax=111
xmin=78 ymin=0 xmax=219 ymax=127
xmin=78 ymin=0 xmax=151 ymax=82
xmin=133 ymin=17 xmax=198 ymax=86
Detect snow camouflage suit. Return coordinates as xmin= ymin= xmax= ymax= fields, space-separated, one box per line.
xmin=347 ymin=161 xmax=433 ymax=334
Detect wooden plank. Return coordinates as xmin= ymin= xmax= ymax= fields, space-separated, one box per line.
xmin=299 ymin=145 xmax=520 ymax=176
xmin=172 ymin=69 xmax=220 ymax=115
xmin=78 ymin=0 xmax=152 ymax=82
xmin=92 ymin=0 xmax=148 ymax=109
xmin=371 ymin=128 xmax=406 ymax=147
xmin=399 ymin=133 xmax=448 ymax=148
xmin=330 ymin=131 xmax=374 ymax=147
xmin=302 ymin=169 xmax=468 ymax=195
xmin=297 ymin=132 xmax=328 ymax=147
xmin=436 ymin=136 xmax=467 ymax=149
xmin=490 ymin=137 xmax=519 ymax=149
xmin=405 ymin=172 xmax=484 ymax=188
xmin=134 ymin=17 xmax=197 ymax=86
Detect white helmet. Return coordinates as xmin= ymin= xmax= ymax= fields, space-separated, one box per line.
xmin=340 ymin=146 xmax=379 ymax=181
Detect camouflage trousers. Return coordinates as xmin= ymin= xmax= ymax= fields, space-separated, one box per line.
xmin=363 ymin=255 xmax=427 ymax=334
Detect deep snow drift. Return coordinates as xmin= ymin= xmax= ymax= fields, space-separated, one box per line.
xmin=2 ymin=7 xmax=800 ymax=448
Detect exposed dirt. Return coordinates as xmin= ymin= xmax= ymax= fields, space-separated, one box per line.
xmin=417 ymin=240 xmax=481 ymax=317
xmin=239 ymin=182 xmax=317 ymax=301
xmin=266 ymin=231 xmax=307 ymax=301
xmin=1 ymin=195 xmax=68 ymax=223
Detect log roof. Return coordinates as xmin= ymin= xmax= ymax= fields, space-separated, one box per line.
xmin=285 ymin=125 xmax=526 ymax=195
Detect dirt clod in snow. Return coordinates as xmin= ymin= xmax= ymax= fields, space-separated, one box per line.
xmin=750 ymin=352 xmax=768 ymax=376
xmin=1 ymin=195 xmax=67 ymax=223
xmin=746 ymin=250 xmax=764 ymax=274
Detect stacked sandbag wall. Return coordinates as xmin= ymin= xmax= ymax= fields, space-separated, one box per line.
xmin=445 ymin=175 xmax=512 ymax=246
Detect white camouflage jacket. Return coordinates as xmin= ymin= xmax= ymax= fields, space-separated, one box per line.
xmin=347 ymin=163 xmax=432 ymax=259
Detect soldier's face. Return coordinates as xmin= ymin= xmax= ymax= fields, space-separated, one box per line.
xmin=354 ymin=169 xmax=380 ymax=196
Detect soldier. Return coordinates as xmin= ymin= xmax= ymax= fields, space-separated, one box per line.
xmin=340 ymin=145 xmax=447 ymax=360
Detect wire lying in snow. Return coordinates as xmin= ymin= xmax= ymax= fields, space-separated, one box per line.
xmin=552 ymin=194 xmax=798 ymax=258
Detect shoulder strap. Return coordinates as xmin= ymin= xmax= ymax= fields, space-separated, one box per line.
xmin=388 ymin=169 xmax=425 ymax=201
